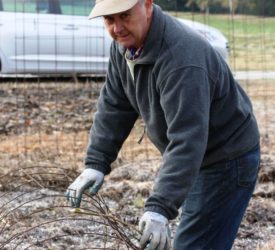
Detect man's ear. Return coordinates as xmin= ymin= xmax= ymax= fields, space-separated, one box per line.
xmin=145 ymin=0 xmax=153 ymax=18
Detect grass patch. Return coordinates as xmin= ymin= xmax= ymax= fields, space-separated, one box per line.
xmin=171 ymin=13 xmax=275 ymax=35
xmin=170 ymin=12 xmax=275 ymax=71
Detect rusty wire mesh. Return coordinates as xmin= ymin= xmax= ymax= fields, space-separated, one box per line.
xmin=0 ymin=165 xmax=140 ymax=249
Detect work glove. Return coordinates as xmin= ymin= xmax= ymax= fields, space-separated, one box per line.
xmin=66 ymin=168 xmax=104 ymax=207
xmin=139 ymin=211 xmax=171 ymax=250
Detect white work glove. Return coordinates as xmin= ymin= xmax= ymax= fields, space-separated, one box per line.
xmin=66 ymin=168 xmax=104 ymax=207
xmin=139 ymin=211 xmax=171 ymax=250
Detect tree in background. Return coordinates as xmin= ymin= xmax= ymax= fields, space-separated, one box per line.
xmin=185 ymin=0 xmax=233 ymax=13
xmin=263 ymin=0 xmax=275 ymax=16
xmin=157 ymin=0 xmax=275 ymax=16
xmin=237 ymin=0 xmax=275 ymax=16
xmin=156 ymin=0 xmax=193 ymax=11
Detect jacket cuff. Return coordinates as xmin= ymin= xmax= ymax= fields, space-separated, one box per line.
xmin=85 ymin=164 xmax=110 ymax=175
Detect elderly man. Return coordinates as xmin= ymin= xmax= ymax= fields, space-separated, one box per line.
xmin=66 ymin=0 xmax=260 ymax=249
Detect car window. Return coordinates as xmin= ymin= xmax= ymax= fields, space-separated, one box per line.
xmin=1 ymin=0 xmax=49 ymax=13
xmin=59 ymin=0 xmax=95 ymax=16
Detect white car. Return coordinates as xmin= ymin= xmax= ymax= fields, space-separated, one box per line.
xmin=0 ymin=0 xmax=229 ymax=75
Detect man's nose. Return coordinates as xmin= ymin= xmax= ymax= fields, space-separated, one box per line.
xmin=113 ymin=21 xmax=123 ymax=34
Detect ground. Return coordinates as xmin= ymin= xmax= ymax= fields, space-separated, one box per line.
xmin=0 ymin=77 xmax=274 ymax=249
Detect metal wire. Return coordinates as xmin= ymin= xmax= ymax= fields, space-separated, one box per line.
xmin=0 ymin=167 xmax=140 ymax=249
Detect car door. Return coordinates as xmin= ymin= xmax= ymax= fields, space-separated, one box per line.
xmin=1 ymin=0 xmax=111 ymax=74
xmin=1 ymin=0 xmax=61 ymax=73
xmin=1 ymin=0 xmax=39 ymax=73
xmin=55 ymin=0 xmax=110 ymax=73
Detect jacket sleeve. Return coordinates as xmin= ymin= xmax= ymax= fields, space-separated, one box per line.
xmin=84 ymin=45 xmax=139 ymax=175
xmin=145 ymin=67 xmax=213 ymax=220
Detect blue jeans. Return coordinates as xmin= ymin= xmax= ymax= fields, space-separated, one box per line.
xmin=173 ymin=144 xmax=261 ymax=250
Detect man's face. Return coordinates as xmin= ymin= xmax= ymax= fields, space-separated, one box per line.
xmin=103 ymin=0 xmax=153 ymax=49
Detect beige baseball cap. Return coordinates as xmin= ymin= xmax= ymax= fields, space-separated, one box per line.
xmin=89 ymin=0 xmax=139 ymax=19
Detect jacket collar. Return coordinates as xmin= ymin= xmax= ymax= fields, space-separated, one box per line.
xmin=118 ymin=4 xmax=165 ymax=64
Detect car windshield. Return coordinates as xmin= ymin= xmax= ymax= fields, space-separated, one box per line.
xmin=1 ymin=0 xmax=39 ymax=13
xmin=1 ymin=0 xmax=51 ymax=13
xmin=0 ymin=0 xmax=96 ymax=16
xmin=59 ymin=0 xmax=95 ymax=16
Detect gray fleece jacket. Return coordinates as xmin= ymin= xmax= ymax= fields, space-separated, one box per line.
xmin=85 ymin=5 xmax=260 ymax=220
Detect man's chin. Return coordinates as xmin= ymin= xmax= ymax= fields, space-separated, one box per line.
xmin=116 ymin=38 xmax=135 ymax=48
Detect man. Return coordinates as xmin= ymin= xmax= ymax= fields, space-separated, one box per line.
xmin=66 ymin=0 xmax=260 ymax=249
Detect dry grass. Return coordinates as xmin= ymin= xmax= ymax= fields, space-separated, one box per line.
xmin=257 ymin=241 xmax=275 ymax=250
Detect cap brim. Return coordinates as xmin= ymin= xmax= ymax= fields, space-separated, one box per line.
xmin=88 ymin=0 xmax=139 ymax=19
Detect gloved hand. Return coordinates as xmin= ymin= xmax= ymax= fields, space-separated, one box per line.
xmin=66 ymin=168 xmax=104 ymax=207
xmin=139 ymin=211 xmax=171 ymax=250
